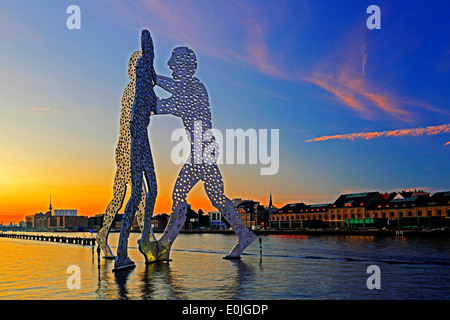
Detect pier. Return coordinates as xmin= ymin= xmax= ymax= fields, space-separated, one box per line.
xmin=0 ymin=233 xmax=96 ymax=246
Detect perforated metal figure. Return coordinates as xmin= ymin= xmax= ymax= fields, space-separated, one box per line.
xmin=154 ymin=47 xmax=256 ymax=260
xmin=114 ymin=30 xmax=158 ymax=271
xmin=96 ymin=51 xmax=147 ymax=260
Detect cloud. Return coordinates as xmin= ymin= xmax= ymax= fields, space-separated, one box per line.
xmin=306 ymin=52 xmax=413 ymax=121
xmin=97 ymin=0 xmax=229 ymax=61
xmin=304 ymin=29 xmax=442 ymax=122
xmin=445 ymin=141 xmax=450 ymax=146
xmin=235 ymin=17 xmax=287 ymax=79
xmin=0 ymin=8 xmax=41 ymax=42
xmin=98 ymin=0 xmax=294 ymax=81
xmin=26 ymin=106 xmax=59 ymax=115
xmin=224 ymin=2 xmax=296 ymax=80
xmin=306 ymin=124 xmax=450 ymax=143
xmin=306 ymin=76 xmax=367 ymax=115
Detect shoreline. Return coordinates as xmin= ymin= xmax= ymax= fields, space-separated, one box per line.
xmin=177 ymin=228 xmax=450 ymax=237
xmin=3 ymin=228 xmax=450 ymax=237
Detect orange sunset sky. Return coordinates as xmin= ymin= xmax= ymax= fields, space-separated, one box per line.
xmin=1 ymin=1 xmax=449 ymax=223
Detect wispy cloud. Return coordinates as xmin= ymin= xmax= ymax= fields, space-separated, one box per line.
xmin=98 ymin=0 xmax=295 ymax=81
xmin=445 ymin=141 xmax=450 ymax=146
xmin=304 ymin=30 xmax=442 ymax=122
xmin=0 ymin=8 xmax=41 ymax=42
xmin=235 ymin=16 xmax=287 ymax=79
xmin=97 ymin=0 xmax=230 ymax=61
xmin=26 ymin=106 xmax=59 ymax=115
xmin=225 ymin=2 xmax=295 ymax=80
xmin=306 ymin=124 xmax=450 ymax=143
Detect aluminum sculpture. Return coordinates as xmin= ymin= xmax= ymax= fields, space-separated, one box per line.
xmin=114 ymin=30 xmax=158 ymax=271
xmin=109 ymin=30 xmax=255 ymax=271
xmin=95 ymin=50 xmax=148 ymax=260
xmin=145 ymin=47 xmax=256 ymax=262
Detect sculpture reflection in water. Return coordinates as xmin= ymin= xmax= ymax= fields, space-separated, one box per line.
xmin=103 ymin=255 xmax=253 ymax=300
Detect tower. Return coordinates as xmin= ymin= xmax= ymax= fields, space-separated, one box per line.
xmin=48 ymin=193 xmax=52 ymax=215
xmin=267 ymin=193 xmax=277 ymax=215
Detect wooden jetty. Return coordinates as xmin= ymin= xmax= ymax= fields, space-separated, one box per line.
xmin=0 ymin=233 xmax=96 ymax=246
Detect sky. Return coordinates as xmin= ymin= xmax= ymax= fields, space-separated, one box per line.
xmin=1 ymin=0 xmax=449 ymax=222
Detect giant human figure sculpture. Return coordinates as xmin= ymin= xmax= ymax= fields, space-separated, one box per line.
xmin=96 ymin=50 xmax=148 ymax=260
xmin=142 ymin=47 xmax=256 ymax=262
xmin=108 ymin=30 xmax=255 ymax=271
xmin=114 ymin=30 xmax=158 ymax=271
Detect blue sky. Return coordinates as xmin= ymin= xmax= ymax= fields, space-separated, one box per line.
xmin=0 ymin=0 xmax=449 ymax=218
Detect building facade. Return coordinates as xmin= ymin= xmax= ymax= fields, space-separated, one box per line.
xmin=53 ymin=209 xmax=77 ymax=216
xmin=269 ymin=191 xmax=450 ymax=230
xmin=237 ymin=200 xmax=270 ymax=230
xmin=152 ymin=213 xmax=169 ymax=231
xmin=25 ymin=212 xmax=51 ymax=230
xmin=270 ymin=202 xmax=330 ymax=229
xmin=50 ymin=215 xmax=88 ymax=230
xmin=209 ymin=211 xmax=226 ymax=229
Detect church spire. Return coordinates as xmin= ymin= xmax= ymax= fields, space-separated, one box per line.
xmin=269 ymin=193 xmax=273 ymax=208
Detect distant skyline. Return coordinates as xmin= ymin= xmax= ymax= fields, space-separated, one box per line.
xmin=1 ymin=1 xmax=449 ymax=222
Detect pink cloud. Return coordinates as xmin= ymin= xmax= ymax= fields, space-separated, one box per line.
xmin=26 ymin=106 xmax=59 ymax=114
xmin=303 ymin=29 xmax=442 ymax=122
xmin=239 ymin=17 xmax=285 ymax=78
xmin=0 ymin=8 xmax=42 ymax=42
xmin=98 ymin=0 xmax=231 ymax=61
xmin=306 ymin=124 xmax=450 ymax=143
xmin=306 ymin=76 xmax=368 ymax=116
xmin=99 ymin=0 xmax=293 ymax=80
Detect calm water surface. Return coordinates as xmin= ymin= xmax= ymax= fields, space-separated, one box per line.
xmin=0 ymin=232 xmax=449 ymax=299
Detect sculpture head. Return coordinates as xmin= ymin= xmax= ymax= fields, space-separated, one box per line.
xmin=141 ymin=29 xmax=154 ymax=59
xmin=127 ymin=51 xmax=143 ymax=80
xmin=168 ymin=47 xmax=197 ymax=80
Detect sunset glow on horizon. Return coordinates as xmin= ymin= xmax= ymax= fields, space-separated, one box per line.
xmin=1 ymin=1 xmax=449 ymax=223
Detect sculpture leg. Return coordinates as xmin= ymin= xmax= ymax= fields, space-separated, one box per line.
xmin=156 ymin=164 xmax=200 ymax=261
xmin=114 ymin=181 xmax=142 ymax=271
xmin=114 ymin=140 xmax=144 ymax=271
xmin=220 ymin=198 xmax=256 ymax=259
xmin=96 ymin=200 xmax=119 ymax=259
xmin=138 ymin=145 xmax=159 ymax=262
xmin=203 ymin=165 xmax=256 ymax=259
xmin=135 ymin=182 xmax=147 ymax=233
xmin=96 ymin=172 xmax=127 ymax=259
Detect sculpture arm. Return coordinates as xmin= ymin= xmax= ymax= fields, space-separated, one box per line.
xmin=156 ymin=97 xmax=170 ymax=115
xmin=155 ymin=75 xmax=182 ymax=117
xmin=156 ymin=96 xmax=182 ymax=117
xmin=156 ymin=75 xmax=177 ymax=94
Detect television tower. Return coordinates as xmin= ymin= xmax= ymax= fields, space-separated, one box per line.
xmin=49 ymin=193 xmax=53 ymax=214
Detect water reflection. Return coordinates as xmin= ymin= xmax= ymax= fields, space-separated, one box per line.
xmin=103 ymin=258 xmax=256 ymax=300
xmin=95 ymin=259 xmax=115 ymax=299
xmin=114 ymin=268 xmax=134 ymax=299
xmin=227 ymin=259 xmax=253 ymax=299
xmin=1 ymin=232 xmax=449 ymax=299
xmin=141 ymin=261 xmax=187 ymax=300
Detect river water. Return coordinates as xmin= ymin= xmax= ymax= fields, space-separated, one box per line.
xmin=0 ymin=232 xmax=449 ymax=300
